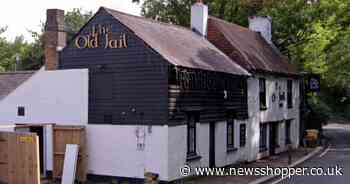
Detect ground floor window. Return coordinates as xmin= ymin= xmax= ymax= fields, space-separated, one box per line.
xmin=227 ymin=119 xmax=234 ymax=149
xmin=187 ymin=112 xmax=199 ymax=156
xmin=259 ymin=123 xmax=267 ymax=152
xmin=285 ymin=120 xmax=291 ymax=144
xmin=226 ymin=110 xmax=236 ymax=151
xmin=240 ymin=124 xmax=246 ymax=147
xmin=275 ymin=123 xmax=280 ymax=147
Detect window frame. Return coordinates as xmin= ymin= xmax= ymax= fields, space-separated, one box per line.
xmin=259 ymin=78 xmax=267 ymax=110
xmin=287 ymin=80 xmax=293 ymax=109
xmin=259 ymin=123 xmax=268 ymax=152
xmin=239 ymin=124 xmax=246 ymax=147
xmin=17 ymin=106 xmax=25 ymax=117
xmin=227 ymin=118 xmax=235 ymax=150
xmin=285 ymin=120 xmax=292 ymax=145
xmin=187 ymin=112 xmax=199 ymax=157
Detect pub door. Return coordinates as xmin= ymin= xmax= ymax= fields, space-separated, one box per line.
xmin=209 ymin=122 xmax=216 ymax=167
xmin=269 ymin=123 xmax=278 ymax=155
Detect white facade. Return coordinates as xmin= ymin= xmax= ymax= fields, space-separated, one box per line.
xmin=0 ymin=68 xmax=89 ymax=124
xmin=246 ymin=75 xmax=300 ymax=161
xmin=167 ymin=75 xmax=300 ymax=181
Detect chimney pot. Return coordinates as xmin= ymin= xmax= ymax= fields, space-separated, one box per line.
xmin=248 ymin=16 xmax=272 ymax=44
xmin=191 ymin=1 xmax=208 ymax=37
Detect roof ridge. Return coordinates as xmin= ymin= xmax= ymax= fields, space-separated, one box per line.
xmin=208 ymin=16 xmax=254 ymax=33
xmin=100 ymin=7 xmax=250 ymax=76
xmin=102 ymin=7 xmax=193 ymax=32
xmin=0 ymin=71 xmax=36 ymax=75
xmin=208 ymin=16 xmax=297 ymax=75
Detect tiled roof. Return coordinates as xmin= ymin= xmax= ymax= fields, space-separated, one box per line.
xmin=208 ymin=16 xmax=298 ymax=76
xmin=103 ymin=7 xmax=250 ymax=76
xmin=0 ymin=71 xmax=35 ymax=100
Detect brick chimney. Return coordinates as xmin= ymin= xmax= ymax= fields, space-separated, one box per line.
xmin=191 ymin=0 xmax=208 ymax=37
xmin=248 ymin=16 xmax=272 ymax=44
xmin=44 ymin=9 xmax=66 ymax=70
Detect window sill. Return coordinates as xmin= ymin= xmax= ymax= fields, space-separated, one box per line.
xmin=186 ymin=154 xmax=202 ymax=162
xmin=227 ymin=147 xmax=238 ymax=153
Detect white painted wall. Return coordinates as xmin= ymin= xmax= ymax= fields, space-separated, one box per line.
xmin=0 ymin=68 xmax=89 ymax=124
xmin=246 ymin=75 xmax=300 ymax=161
xmin=0 ymin=68 xmax=169 ymax=180
xmin=0 ymin=125 xmax=16 ymax=132
xmin=215 ymin=120 xmax=249 ymax=167
xmin=167 ymin=75 xmax=300 ymax=181
xmin=86 ymin=125 xmax=169 ymax=180
xmin=168 ymin=120 xmax=249 ymax=181
xmin=0 ymin=68 xmax=88 ymax=171
xmin=168 ymin=123 xmax=210 ymax=181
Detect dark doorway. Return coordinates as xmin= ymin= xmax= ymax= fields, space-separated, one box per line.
xmin=29 ymin=126 xmax=44 ymax=174
xmin=269 ymin=123 xmax=278 ymax=155
xmin=209 ymin=122 xmax=216 ymax=167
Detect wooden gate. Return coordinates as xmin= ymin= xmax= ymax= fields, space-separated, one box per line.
xmin=53 ymin=125 xmax=87 ymax=182
xmin=0 ymin=131 xmax=40 ymax=184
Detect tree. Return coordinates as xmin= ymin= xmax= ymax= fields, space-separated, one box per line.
xmin=65 ymin=8 xmax=93 ymax=41
xmin=0 ymin=8 xmax=93 ymax=72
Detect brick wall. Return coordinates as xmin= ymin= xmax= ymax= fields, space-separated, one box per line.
xmin=44 ymin=9 xmax=66 ymax=70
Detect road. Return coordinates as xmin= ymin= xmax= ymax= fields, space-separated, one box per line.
xmin=273 ymin=123 xmax=350 ymax=184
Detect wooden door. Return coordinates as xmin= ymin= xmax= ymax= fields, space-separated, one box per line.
xmin=52 ymin=126 xmax=87 ymax=182
xmin=0 ymin=131 xmax=40 ymax=184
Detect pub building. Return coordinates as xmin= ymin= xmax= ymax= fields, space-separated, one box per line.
xmin=0 ymin=1 xmax=300 ymax=183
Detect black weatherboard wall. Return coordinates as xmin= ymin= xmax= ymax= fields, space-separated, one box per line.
xmin=168 ymin=66 xmax=248 ymax=125
xmin=60 ymin=8 xmax=168 ymax=125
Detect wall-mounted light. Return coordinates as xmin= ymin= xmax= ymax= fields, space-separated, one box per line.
xmin=223 ymin=90 xmax=228 ymax=99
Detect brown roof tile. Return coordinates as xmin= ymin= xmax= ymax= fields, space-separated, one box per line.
xmin=103 ymin=7 xmax=250 ymax=76
xmin=208 ymin=16 xmax=298 ymax=76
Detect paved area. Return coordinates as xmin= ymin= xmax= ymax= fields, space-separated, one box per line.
xmin=271 ymin=123 xmax=350 ymax=184
xmin=181 ymin=147 xmax=315 ymax=184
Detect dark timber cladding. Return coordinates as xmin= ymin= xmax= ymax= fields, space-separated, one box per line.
xmin=168 ymin=66 xmax=248 ymax=125
xmin=60 ymin=7 xmax=250 ymax=125
xmin=60 ymin=9 xmax=168 ymax=125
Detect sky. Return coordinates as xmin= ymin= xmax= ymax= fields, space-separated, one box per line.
xmin=0 ymin=0 xmax=142 ymax=43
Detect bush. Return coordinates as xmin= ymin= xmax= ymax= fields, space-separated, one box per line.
xmin=306 ymin=95 xmax=331 ymax=129
xmin=343 ymin=104 xmax=350 ymax=119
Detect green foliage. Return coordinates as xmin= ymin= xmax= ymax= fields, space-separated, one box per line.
xmin=343 ymin=104 xmax=350 ymax=119
xmin=308 ymin=95 xmax=332 ymax=121
xmin=139 ymin=0 xmax=252 ymax=26
xmin=0 ymin=9 xmax=92 ymax=72
xmin=65 ymin=8 xmax=93 ymax=41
